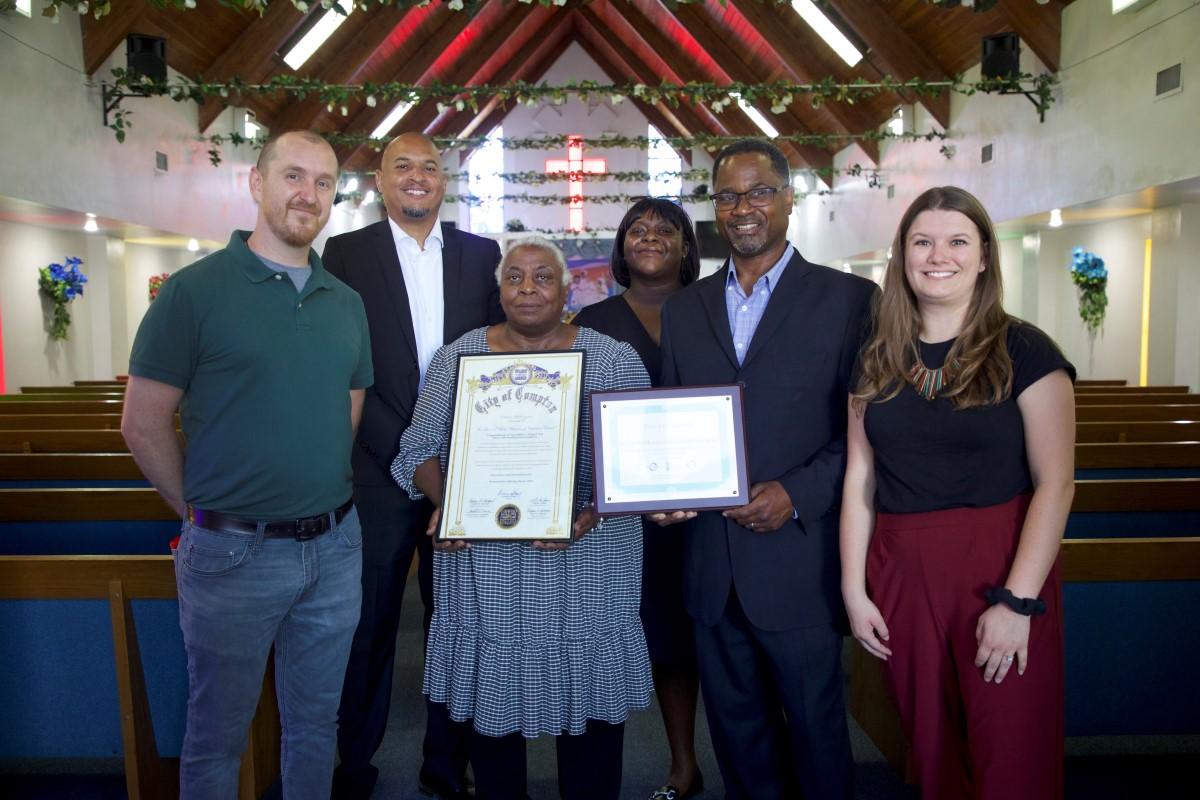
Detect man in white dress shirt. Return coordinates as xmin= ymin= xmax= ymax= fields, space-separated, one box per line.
xmin=323 ymin=133 xmax=503 ymax=799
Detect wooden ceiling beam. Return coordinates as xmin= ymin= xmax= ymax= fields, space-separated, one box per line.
xmin=447 ymin=18 xmax=579 ymax=165
xmin=194 ymin=1 xmax=311 ymax=133
xmin=80 ymin=2 xmax=145 ymax=75
xmin=602 ymin=0 xmax=829 ymax=172
xmin=725 ymin=0 xmax=889 ymax=163
xmin=265 ymin=6 xmax=415 ymax=134
xmin=575 ymin=6 xmax=719 ymax=148
xmin=419 ymin=7 xmax=559 ymax=138
xmin=375 ymin=4 xmax=538 ymax=145
xmin=825 ymin=0 xmax=951 ymax=129
xmin=664 ymin=3 xmax=854 ymax=166
xmin=571 ymin=23 xmax=695 ymax=166
xmin=336 ymin=7 xmax=475 ymax=168
xmin=995 ymin=0 xmax=1062 ymax=73
xmin=578 ymin=5 xmax=731 ymax=144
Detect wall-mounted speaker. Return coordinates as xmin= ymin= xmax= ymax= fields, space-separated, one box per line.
xmin=981 ymin=33 xmax=1021 ymax=81
xmin=127 ymin=34 xmax=167 ymax=83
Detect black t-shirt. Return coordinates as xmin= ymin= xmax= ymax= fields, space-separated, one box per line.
xmin=863 ymin=320 xmax=1075 ymax=514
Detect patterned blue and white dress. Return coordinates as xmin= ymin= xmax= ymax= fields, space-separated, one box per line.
xmin=392 ymin=326 xmax=652 ymax=737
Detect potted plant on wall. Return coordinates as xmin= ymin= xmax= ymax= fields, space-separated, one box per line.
xmin=38 ymin=256 xmax=88 ymax=341
xmin=148 ymin=272 xmax=170 ymax=302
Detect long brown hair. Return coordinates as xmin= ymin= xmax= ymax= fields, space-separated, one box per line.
xmin=854 ymin=186 xmax=1012 ymax=409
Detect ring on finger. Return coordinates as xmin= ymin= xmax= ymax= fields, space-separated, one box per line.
xmin=1003 ymin=654 xmax=1014 ymax=663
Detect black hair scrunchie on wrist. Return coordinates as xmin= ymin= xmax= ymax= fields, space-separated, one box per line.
xmin=985 ymin=586 xmax=1047 ymax=616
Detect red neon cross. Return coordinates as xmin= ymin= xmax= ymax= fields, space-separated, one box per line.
xmin=545 ymin=135 xmax=606 ymax=232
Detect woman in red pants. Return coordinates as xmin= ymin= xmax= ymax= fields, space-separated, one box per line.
xmin=840 ymin=186 xmax=1075 ymax=799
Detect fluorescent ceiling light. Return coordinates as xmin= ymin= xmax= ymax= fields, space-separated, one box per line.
xmin=371 ymin=101 xmax=414 ymax=140
xmin=344 ymin=176 xmax=359 ymax=193
xmin=16 ymin=0 xmax=32 ymax=17
xmin=283 ymin=0 xmax=354 ymax=71
xmin=363 ymin=190 xmax=376 ymax=204
xmin=791 ymin=0 xmax=862 ymax=67
xmin=1113 ymin=0 xmax=1155 ymax=12
xmin=245 ymin=117 xmax=260 ymax=140
xmin=1048 ymin=208 xmax=1063 ymax=228
xmin=730 ymin=93 xmax=779 ymax=138
xmin=83 ymin=213 xmax=98 ymax=233
xmin=187 ymin=238 xmax=200 ymax=252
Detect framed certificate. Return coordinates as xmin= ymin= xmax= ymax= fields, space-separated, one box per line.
xmin=438 ymin=350 xmax=585 ymax=542
xmin=591 ymin=385 xmax=750 ymax=515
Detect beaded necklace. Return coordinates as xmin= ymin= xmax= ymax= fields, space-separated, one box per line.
xmin=909 ymin=349 xmax=961 ymax=401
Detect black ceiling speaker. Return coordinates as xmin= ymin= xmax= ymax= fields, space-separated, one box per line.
xmin=981 ymin=33 xmax=1021 ymax=80
xmin=127 ymin=34 xmax=167 ymax=83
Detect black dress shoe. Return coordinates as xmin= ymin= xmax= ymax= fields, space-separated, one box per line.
xmin=331 ymin=764 xmax=379 ymax=800
xmin=418 ymin=768 xmax=472 ymax=800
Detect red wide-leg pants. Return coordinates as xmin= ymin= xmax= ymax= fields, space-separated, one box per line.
xmin=867 ymin=495 xmax=1064 ymax=800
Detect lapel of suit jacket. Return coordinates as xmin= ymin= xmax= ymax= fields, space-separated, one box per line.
xmin=440 ymin=224 xmax=463 ymax=342
xmin=698 ymin=261 xmax=740 ymax=371
xmin=740 ymin=250 xmax=815 ymax=370
xmin=372 ymin=220 xmax=419 ymax=363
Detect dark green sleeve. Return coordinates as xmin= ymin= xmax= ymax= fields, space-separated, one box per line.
xmin=127 ymin=275 xmax=196 ymax=390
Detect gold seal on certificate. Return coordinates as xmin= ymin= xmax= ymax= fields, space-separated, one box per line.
xmin=438 ymin=351 xmax=585 ymax=541
xmin=591 ymin=385 xmax=750 ymax=515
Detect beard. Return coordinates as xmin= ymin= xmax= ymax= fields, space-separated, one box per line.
xmin=401 ymin=205 xmax=431 ymax=220
xmin=264 ymin=208 xmax=320 ymax=248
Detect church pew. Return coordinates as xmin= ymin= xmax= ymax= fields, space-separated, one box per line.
xmin=1075 ymin=442 xmax=1200 ymax=479
xmin=75 ymin=379 xmax=127 ymax=386
xmin=1076 ymin=404 xmax=1200 ymax=422
xmin=0 ymin=400 xmax=124 ymax=415
xmin=0 ymin=444 xmax=1193 ymax=483
xmin=3 ymin=392 xmax=125 ymax=402
xmin=0 ymin=414 xmax=126 ymax=430
xmin=0 ymin=555 xmax=280 ymax=799
xmin=1073 ymin=393 xmax=1200 ymax=406
xmin=1077 ymin=379 xmax=1127 ymax=386
xmin=850 ymin=535 xmax=1200 ymax=777
xmin=0 ymin=453 xmax=148 ymax=487
xmin=1077 ymin=421 xmax=1200 ymax=442
xmin=0 ymin=430 xmax=136 ymax=453
xmin=0 ymin=488 xmax=176 ymax=555
xmin=20 ymin=385 xmax=126 ymax=393
xmin=1075 ymin=385 xmax=1188 ymax=394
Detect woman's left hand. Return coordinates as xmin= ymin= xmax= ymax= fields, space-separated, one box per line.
xmin=531 ymin=506 xmax=601 ymax=551
xmin=974 ymin=603 xmax=1031 ymax=683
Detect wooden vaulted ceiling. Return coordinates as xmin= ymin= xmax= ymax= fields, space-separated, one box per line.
xmin=80 ymin=0 xmax=1070 ymax=175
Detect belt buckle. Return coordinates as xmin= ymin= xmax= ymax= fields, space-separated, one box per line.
xmin=294 ymin=517 xmax=323 ymax=541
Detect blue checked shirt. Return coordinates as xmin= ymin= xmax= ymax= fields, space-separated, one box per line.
xmin=725 ymin=244 xmax=794 ymax=364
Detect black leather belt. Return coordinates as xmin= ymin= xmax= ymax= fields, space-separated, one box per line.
xmin=188 ymin=498 xmax=353 ymax=541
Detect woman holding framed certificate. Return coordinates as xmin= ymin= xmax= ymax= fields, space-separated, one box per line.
xmin=572 ymin=198 xmax=706 ymax=800
xmin=392 ymin=237 xmax=652 ymax=800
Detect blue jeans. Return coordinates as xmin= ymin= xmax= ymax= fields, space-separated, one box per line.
xmin=174 ymin=506 xmax=363 ymax=799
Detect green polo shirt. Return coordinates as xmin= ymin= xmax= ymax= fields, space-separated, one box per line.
xmin=129 ymin=231 xmax=373 ymax=518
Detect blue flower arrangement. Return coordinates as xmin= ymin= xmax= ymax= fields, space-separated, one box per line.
xmin=1069 ymin=247 xmax=1107 ymax=335
xmin=38 ymin=256 xmax=88 ymax=341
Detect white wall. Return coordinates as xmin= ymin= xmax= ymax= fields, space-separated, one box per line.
xmin=796 ymin=0 xmax=1200 ymax=264
xmin=0 ymin=11 xmax=258 ymax=243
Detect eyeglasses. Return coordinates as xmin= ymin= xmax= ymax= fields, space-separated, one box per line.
xmin=710 ymin=185 xmax=788 ymax=211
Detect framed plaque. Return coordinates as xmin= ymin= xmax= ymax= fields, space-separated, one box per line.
xmin=438 ymin=351 xmax=585 ymax=542
xmin=591 ymin=385 xmax=749 ymax=515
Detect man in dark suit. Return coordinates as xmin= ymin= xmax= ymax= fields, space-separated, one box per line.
xmin=323 ymin=132 xmax=502 ymax=799
xmin=653 ymin=140 xmax=875 ymax=800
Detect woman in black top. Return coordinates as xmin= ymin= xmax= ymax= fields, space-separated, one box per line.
xmin=840 ymin=187 xmax=1075 ymax=799
xmin=573 ymin=198 xmax=704 ymax=800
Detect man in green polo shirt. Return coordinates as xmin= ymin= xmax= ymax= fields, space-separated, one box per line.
xmin=122 ymin=130 xmax=373 ymax=800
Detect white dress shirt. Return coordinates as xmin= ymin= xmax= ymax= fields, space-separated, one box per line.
xmin=388 ymin=215 xmax=445 ymax=388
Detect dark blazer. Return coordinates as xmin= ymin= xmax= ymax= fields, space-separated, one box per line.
xmin=660 ymin=249 xmax=875 ymax=632
xmin=323 ymin=220 xmax=503 ymax=486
